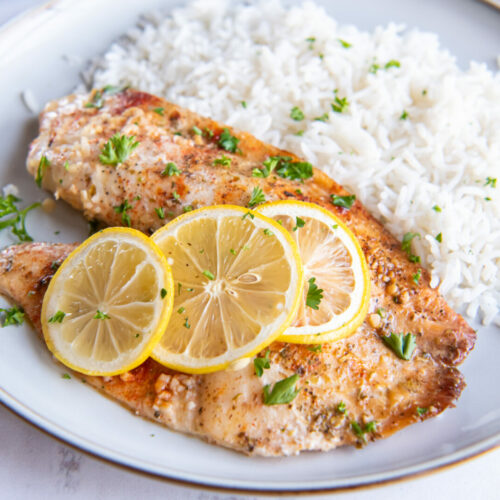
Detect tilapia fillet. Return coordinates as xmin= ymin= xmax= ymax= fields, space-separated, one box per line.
xmin=6 ymin=89 xmax=475 ymax=456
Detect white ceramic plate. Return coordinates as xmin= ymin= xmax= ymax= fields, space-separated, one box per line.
xmin=0 ymin=0 xmax=499 ymax=493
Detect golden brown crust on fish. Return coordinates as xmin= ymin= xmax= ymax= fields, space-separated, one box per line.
xmin=14 ymin=88 xmax=477 ymax=455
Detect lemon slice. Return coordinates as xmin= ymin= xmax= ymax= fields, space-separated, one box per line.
xmin=41 ymin=227 xmax=174 ymax=375
xmin=256 ymin=201 xmax=370 ymax=343
xmin=151 ymin=205 xmax=303 ymax=374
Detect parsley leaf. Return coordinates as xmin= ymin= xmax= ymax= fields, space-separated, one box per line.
xmin=161 ymin=162 xmax=181 ymax=177
xmin=155 ymin=207 xmax=165 ymax=219
xmin=184 ymin=317 xmax=191 ymax=329
xmin=306 ymin=277 xmax=323 ymax=310
xmin=0 ymin=306 xmax=24 ymax=327
xmin=337 ymin=401 xmax=346 ymax=414
xmin=432 ymin=205 xmax=442 ymax=212
xmin=293 ymin=216 xmax=306 ymax=231
xmin=93 ymin=310 xmax=110 ymax=320
xmin=255 ymin=156 xmax=313 ymax=181
xmin=202 ymin=270 xmax=215 ymax=280
xmin=485 ymin=177 xmax=497 ymax=188
xmin=308 ymin=344 xmax=322 ymax=353
xmin=412 ymin=268 xmax=421 ymax=285
xmin=417 ymin=407 xmax=428 ymax=416
xmin=113 ymin=199 xmax=133 ymax=226
xmin=400 ymin=110 xmax=409 ymax=120
xmin=290 ymin=106 xmax=305 ymax=121
xmin=263 ymin=374 xmax=300 ymax=405
xmin=382 ymin=332 xmax=417 ymax=360
xmin=263 ymin=228 xmax=273 ymax=236
xmin=351 ymin=420 xmax=377 ymax=442
xmin=314 ymin=113 xmax=329 ymax=122
xmin=48 ymin=310 xmax=66 ymax=323
xmin=248 ymin=186 xmax=266 ymax=207
xmin=331 ymin=95 xmax=349 ymax=113
xmin=384 ymin=60 xmax=400 ymax=69
xmin=241 ymin=101 xmax=247 ymax=108
xmin=99 ymin=134 xmax=139 ymax=166
xmin=160 ymin=288 xmax=167 ymax=299
xmin=0 ymin=194 xmax=40 ymax=243
xmin=153 ymin=107 xmax=164 ymax=116
xmin=331 ymin=194 xmax=356 ymax=210
xmin=36 ymin=155 xmax=50 ymax=187
xmin=213 ymin=155 xmax=231 ymax=167
xmin=369 ymin=63 xmax=380 ymax=74
xmin=218 ymin=128 xmax=240 ymax=153
xmin=254 ymin=349 xmax=271 ymax=377
xmin=192 ymin=126 xmax=202 ymax=135
xmin=338 ymin=38 xmax=352 ymax=48
xmin=401 ymin=232 xmax=421 ymax=263
xmin=435 ymin=232 xmax=442 ymax=243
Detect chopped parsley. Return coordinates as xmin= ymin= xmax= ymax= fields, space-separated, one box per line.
xmin=331 ymin=194 xmax=356 ymax=210
xmin=177 ymin=307 xmax=185 ymax=314
xmin=218 ymin=128 xmax=240 ymax=153
xmin=384 ymin=60 xmax=400 ymax=69
xmin=314 ymin=113 xmax=329 ymax=122
xmin=241 ymin=101 xmax=247 ymax=108
xmin=432 ymin=205 xmax=442 ymax=212
xmin=248 ymin=186 xmax=266 ymax=207
xmin=202 ymin=270 xmax=215 ymax=280
xmin=93 ymin=310 xmax=110 ymax=320
xmin=0 ymin=194 xmax=40 ymax=243
xmin=0 ymin=306 xmax=25 ymax=327
xmin=99 ymin=134 xmax=139 ymax=166
xmin=308 ymin=344 xmax=322 ymax=353
xmin=435 ymin=232 xmax=442 ymax=243
xmin=48 ymin=310 xmax=66 ymax=323
xmin=331 ymin=95 xmax=349 ymax=113
xmin=306 ymin=277 xmax=323 ymax=310
xmin=61 ymin=373 xmax=71 ymax=380
xmin=305 ymin=37 xmax=316 ymax=49
xmin=338 ymin=38 xmax=352 ymax=48
xmin=401 ymin=232 xmax=421 ymax=263
xmin=412 ymin=268 xmax=421 ymax=285
xmin=113 ymin=199 xmax=133 ymax=226
xmin=259 ymin=156 xmax=313 ymax=181
xmin=295 ymin=130 xmax=304 ymax=136
xmin=155 ymin=207 xmax=165 ymax=219
xmin=351 ymin=420 xmax=377 ymax=442
xmin=263 ymin=228 xmax=273 ymax=236
xmin=160 ymin=288 xmax=167 ymax=299
xmin=417 ymin=407 xmax=428 ymax=416
xmin=293 ymin=217 xmax=306 ymax=231
xmin=290 ymin=106 xmax=305 ymax=121
xmin=161 ymin=162 xmax=181 ymax=176
xmin=485 ymin=177 xmax=497 ymax=188
xmin=254 ymin=349 xmax=270 ymax=377
xmin=172 ymin=190 xmax=180 ymax=202
xmin=369 ymin=63 xmax=380 ymax=74
xmin=183 ymin=205 xmax=193 ymax=213
xmin=213 ymin=155 xmax=231 ymax=167
xmin=382 ymin=332 xmax=416 ymax=360
xmin=153 ymin=107 xmax=164 ymax=116
xmin=36 ymin=155 xmax=50 ymax=187
xmin=192 ymin=126 xmax=202 ymax=135
xmin=337 ymin=401 xmax=346 ymax=414
xmin=242 ymin=211 xmax=255 ymax=220
xmin=183 ymin=317 xmax=191 ymax=329
xmin=230 ymin=248 xmax=237 ymax=256
xmin=400 ymin=110 xmax=409 ymax=120
xmin=263 ymin=374 xmax=300 ymax=405
xmin=83 ymin=85 xmax=127 ymax=109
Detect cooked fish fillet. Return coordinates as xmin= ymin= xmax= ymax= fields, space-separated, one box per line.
xmin=14 ymin=89 xmax=476 ymax=456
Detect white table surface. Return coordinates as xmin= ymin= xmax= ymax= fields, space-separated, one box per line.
xmin=1 ymin=1 xmax=499 ymax=499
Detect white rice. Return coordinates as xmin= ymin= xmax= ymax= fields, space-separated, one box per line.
xmin=90 ymin=0 xmax=500 ymax=325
